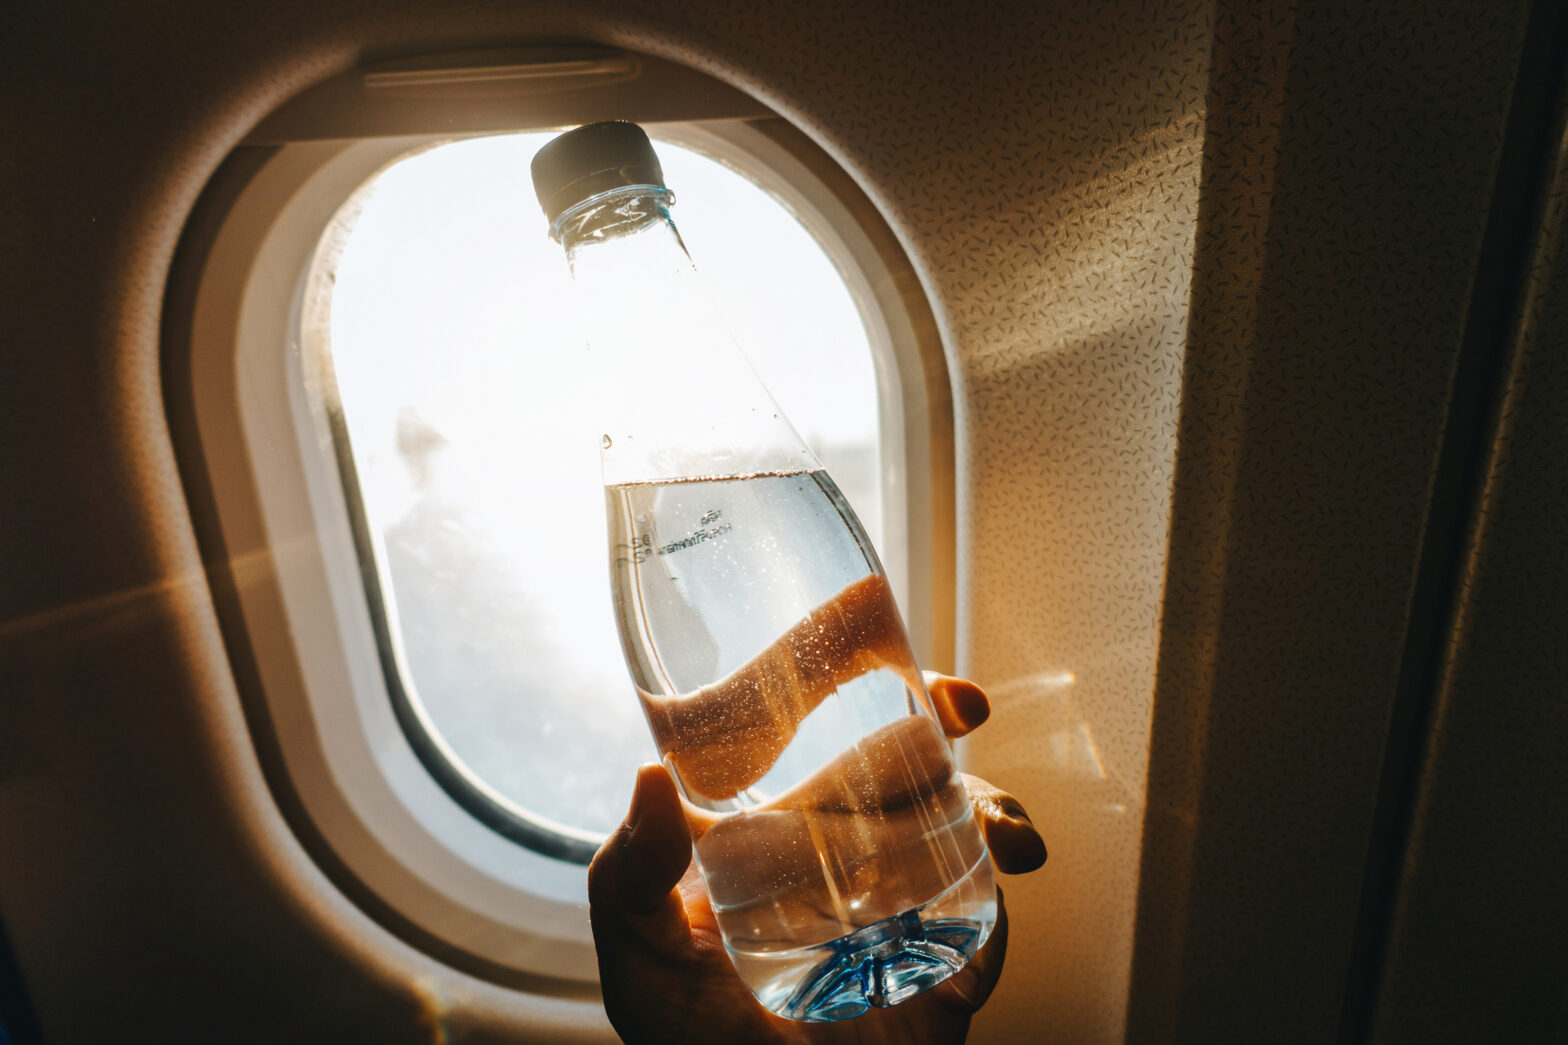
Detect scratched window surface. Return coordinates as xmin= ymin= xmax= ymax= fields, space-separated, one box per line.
xmin=325 ymin=133 xmax=882 ymax=839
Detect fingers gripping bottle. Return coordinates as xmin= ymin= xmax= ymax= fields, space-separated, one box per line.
xmin=531 ymin=122 xmax=996 ymax=1023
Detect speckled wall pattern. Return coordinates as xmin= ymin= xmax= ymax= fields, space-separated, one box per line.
xmin=1368 ymin=40 xmax=1568 ymax=1044
xmin=951 ymin=4 xmax=1213 ymax=1041
xmin=1133 ymin=1 xmax=1540 ymax=1042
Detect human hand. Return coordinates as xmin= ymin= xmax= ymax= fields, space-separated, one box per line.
xmin=589 ymin=674 xmax=1047 ymax=1045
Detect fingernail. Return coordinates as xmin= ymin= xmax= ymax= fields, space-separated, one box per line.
xmin=1000 ymin=795 xmax=1032 ymax=825
xmin=1015 ymin=824 xmax=1047 ymax=871
xmin=952 ymin=680 xmax=990 ymax=729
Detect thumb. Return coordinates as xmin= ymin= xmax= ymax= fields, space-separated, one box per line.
xmin=588 ymin=762 xmax=693 ymax=916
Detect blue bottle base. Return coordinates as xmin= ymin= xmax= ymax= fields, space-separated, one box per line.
xmin=728 ymin=857 xmax=997 ymax=1023
xmin=779 ymin=911 xmax=987 ymax=1022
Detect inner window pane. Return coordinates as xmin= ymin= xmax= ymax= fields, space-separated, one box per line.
xmin=322 ymin=131 xmax=883 ymax=842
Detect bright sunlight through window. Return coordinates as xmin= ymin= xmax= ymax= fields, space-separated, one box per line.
xmin=322 ymin=132 xmax=884 ymax=846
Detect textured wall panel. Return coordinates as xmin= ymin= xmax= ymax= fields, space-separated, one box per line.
xmin=1131 ymin=2 xmax=1533 ymax=1042
xmin=1369 ymin=58 xmax=1568 ymax=1045
xmin=950 ymin=5 xmax=1213 ymax=1042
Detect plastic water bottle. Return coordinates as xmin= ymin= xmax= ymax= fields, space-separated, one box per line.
xmin=531 ymin=122 xmax=996 ymax=1023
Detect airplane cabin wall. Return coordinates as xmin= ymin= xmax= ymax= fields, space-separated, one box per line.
xmin=1130 ymin=1 xmax=1561 ymax=1042
xmin=1367 ymin=34 xmax=1568 ymax=1042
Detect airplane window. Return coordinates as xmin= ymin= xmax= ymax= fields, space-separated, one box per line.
xmin=308 ymin=132 xmax=885 ymax=858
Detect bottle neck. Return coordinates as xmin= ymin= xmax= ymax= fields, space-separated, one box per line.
xmin=554 ymin=187 xmax=690 ymax=277
xmin=551 ymin=187 xmax=819 ymax=487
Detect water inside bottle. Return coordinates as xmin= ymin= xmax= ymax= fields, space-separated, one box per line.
xmin=606 ymin=470 xmax=996 ymax=1021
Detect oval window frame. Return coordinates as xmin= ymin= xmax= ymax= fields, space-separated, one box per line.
xmin=166 ymin=48 xmax=953 ymax=990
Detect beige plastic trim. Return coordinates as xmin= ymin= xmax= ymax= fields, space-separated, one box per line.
xmin=246 ymin=46 xmax=772 ymax=144
xmin=188 ymin=137 xmax=607 ymax=988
